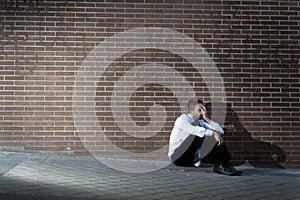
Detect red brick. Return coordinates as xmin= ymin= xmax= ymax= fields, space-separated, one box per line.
xmin=0 ymin=0 xmax=299 ymax=168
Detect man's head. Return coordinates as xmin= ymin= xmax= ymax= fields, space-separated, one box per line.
xmin=187 ymin=99 xmax=205 ymax=120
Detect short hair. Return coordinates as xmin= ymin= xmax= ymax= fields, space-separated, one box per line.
xmin=187 ymin=99 xmax=204 ymax=113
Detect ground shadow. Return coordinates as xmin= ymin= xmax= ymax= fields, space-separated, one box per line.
xmin=205 ymin=102 xmax=286 ymax=168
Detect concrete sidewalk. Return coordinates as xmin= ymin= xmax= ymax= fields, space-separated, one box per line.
xmin=0 ymin=151 xmax=299 ymax=200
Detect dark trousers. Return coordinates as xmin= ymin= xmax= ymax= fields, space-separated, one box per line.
xmin=171 ymin=135 xmax=231 ymax=167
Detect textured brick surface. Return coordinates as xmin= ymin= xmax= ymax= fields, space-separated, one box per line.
xmin=0 ymin=0 xmax=299 ymax=168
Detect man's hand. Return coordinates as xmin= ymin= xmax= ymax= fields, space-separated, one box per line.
xmin=213 ymin=131 xmax=223 ymax=146
xmin=199 ymin=105 xmax=210 ymax=122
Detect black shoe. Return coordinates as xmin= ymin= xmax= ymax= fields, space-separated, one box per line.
xmin=213 ymin=164 xmax=239 ymax=176
xmin=226 ymin=163 xmax=243 ymax=175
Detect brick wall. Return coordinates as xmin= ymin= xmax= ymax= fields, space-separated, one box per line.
xmin=0 ymin=0 xmax=299 ymax=168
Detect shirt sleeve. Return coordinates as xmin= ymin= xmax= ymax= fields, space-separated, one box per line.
xmin=175 ymin=115 xmax=214 ymax=137
xmin=199 ymin=119 xmax=224 ymax=135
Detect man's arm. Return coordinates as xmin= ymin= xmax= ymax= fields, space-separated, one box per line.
xmin=175 ymin=115 xmax=214 ymax=137
xmin=199 ymin=120 xmax=224 ymax=135
xmin=213 ymin=131 xmax=223 ymax=146
xmin=199 ymin=105 xmax=224 ymax=134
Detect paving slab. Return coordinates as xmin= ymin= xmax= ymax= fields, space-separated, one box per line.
xmin=0 ymin=151 xmax=299 ymax=200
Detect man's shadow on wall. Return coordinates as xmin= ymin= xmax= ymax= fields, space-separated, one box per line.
xmin=205 ymin=102 xmax=286 ymax=168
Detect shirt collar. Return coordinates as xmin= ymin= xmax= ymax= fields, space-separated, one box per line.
xmin=187 ymin=114 xmax=196 ymax=123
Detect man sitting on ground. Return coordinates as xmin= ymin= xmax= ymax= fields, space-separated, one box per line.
xmin=168 ymin=99 xmax=242 ymax=176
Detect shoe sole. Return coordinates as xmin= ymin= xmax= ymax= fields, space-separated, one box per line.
xmin=213 ymin=169 xmax=241 ymax=176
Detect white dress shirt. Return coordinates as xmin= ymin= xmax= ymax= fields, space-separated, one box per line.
xmin=168 ymin=114 xmax=224 ymax=160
